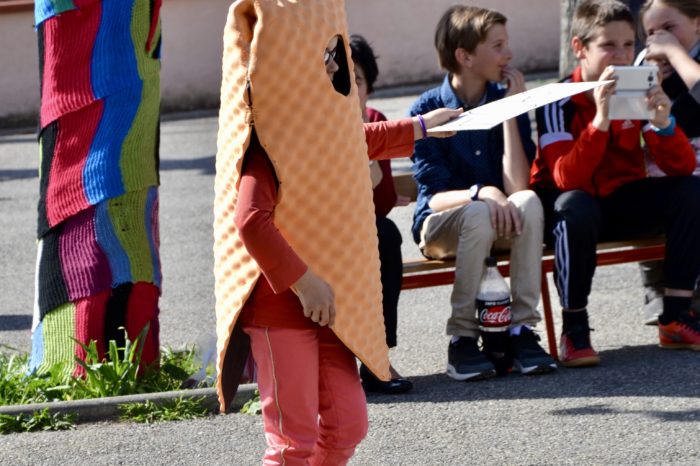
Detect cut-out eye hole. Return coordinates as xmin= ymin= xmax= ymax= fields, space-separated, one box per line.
xmin=329 ymin=36 xmax=351 ymax=97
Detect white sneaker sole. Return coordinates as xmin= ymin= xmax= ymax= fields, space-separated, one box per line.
xmin=513 ymin=359 xmax=557 ymax=375
xmin=446 ymin=363 xmax=496 ymax=381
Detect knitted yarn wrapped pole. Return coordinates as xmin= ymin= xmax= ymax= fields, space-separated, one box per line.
xmin=29 ymin=0 xmax=163 ymax=376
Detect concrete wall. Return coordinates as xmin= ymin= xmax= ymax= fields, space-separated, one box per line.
xmin=0 ymin=1 xmax=559 ymax=123
xmin=0 ymin=9 xmax=39 ymax=124
xmin=346 ymin=0 xmax=560 ymax=88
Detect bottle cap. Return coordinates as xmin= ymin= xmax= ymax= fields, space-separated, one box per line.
xmin=485 ymin=256 xmax=497 ymax=267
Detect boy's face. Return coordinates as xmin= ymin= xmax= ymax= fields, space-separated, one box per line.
xmin=462 ymin=23 xmax=513 ymax=82
xmin=574 ymin=21 xmax=636 ymax=81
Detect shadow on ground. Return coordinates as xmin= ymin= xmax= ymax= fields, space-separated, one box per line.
xmin=550 ymin=403 xmax=700 ymax=422
xmin=366 ymin=345 xmax=700 ymax=404
xmin=160 ymin=155 xmax=215 ymax=175
xmin=0 ymin=169 xmax=37 ymax=181
xmin=0 ymin=314 xmax=32 ymax=331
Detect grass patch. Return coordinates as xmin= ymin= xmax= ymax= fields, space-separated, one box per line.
xmin=0 ymin=330 xmax=217 ymax=434
xmin=119 ymin=396 xmax=211 ymax=424
xmin=0 ymin=409 xmax=75 ymax=434
xmin=240 ymin=389 xmax=262 ymax=415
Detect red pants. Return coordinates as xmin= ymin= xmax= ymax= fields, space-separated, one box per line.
xmin=244 ymin=325 xmax=368 ymax=466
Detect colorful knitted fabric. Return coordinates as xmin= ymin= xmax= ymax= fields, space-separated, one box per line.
xmin=30 ymin=0 xmax=162 ymax=375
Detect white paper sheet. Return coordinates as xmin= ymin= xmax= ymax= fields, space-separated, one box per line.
xmin=427 ymin=80 xmax=612 ymax=132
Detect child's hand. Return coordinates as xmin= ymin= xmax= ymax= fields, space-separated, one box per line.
xmin=592 ymin=66 xmax=615 ymax=131
xmin=502 ymin=66 xmax=526 ymax=97
xmin=414 ymin=107 xmax=462 ymax=139
xmin=646 ymin=30 xmax=683 ymax=79
xmin=646 ymin=30 xmax=683 ymax=62
xmin=646 ymin=85 xmax=672 ymax=129
xmin=476 ymin=186 xmax=523 ymax=238
xmin=291 ymin=269 xmax=336 ymax=327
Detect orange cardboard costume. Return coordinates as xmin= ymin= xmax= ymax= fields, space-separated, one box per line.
xmin=214 ymin=0 xmax=390 ymax=411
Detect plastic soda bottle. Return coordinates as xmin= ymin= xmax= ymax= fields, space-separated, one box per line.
xmin=476 ymin=256 xmax=513 ymax=374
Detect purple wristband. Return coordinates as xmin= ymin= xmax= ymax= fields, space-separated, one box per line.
xmin=417 ymin=114 xmax=428 ymax=139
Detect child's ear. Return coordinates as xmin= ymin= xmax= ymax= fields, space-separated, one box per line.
xmin=455 ymin=47 xmax=472 ymax=68
xmin=571 ymin=36 xmax=586 ymax=59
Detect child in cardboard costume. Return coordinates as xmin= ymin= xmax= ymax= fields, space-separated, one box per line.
xmin=214 ymin=0 xmax=458 ymax=463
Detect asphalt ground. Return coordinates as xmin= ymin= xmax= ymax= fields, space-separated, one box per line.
xmin=1 ymin=84 xmax=699 ymax=465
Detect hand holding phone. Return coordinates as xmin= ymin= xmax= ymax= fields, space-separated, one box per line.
xmin=608 ymin=65 xmax=659 ymax=120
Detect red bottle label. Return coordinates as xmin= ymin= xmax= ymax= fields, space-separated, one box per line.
xmin=476 ymin=298 xmax=512 ymax=332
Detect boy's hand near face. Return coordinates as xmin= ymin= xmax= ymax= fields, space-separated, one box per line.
xmin=592 ymin=66 xmax=616 ymax=131
xmin=646 ymin=85 xmax=672 ymax=129
xmin=292 ymin=268 xmax=336 ymax=327
xmin=502 ymin=66 xmax=526 ymax=97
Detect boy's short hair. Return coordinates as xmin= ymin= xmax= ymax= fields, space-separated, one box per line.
xmin=572 ymin=0 xmax=635 ymax=45
xmin=350 ymin=34 xmax=379 ymax=94
xmin=434 ymin=5 xmax=507 ymax=74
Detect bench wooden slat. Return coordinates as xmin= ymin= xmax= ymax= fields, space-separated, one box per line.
xmin=403 ymin=238 xmax=665 ymax=275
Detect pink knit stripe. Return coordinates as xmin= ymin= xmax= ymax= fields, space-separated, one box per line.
xmin=40 ymin=4 xmax=100 ymax=127
xmin=73 ymin=289 xmax=110 ymax=377
xmin=58 ymin=207 xmax=112 ymax=302
xmin=46 ymin=100 xmax=103 ymax=228
xmin=125 ymin=282 xmax=160 ymax=368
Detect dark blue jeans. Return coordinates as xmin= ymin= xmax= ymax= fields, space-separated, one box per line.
xmin=537 ymin=176 xmax=700 ymax=309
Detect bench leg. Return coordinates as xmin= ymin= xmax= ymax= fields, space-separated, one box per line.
xmin=540 ymin=270 xmax=559 ymax=361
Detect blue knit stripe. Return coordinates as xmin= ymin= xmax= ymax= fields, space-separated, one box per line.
xmin=90 ymin=0 xmax=140 ymax=99
xmin=94 ymin=201 xmax=133 ymax=287
xmin=35 ymin=0 xmax=75 ymax=27
xmin=83 ymin=84 xmax=141 ymax=204
xmin=144 ymin=187 xmax=161 ymax=287
xmin=28 ymin=321 xmax=45 ymax=374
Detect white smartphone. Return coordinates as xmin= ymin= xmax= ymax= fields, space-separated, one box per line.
xmin=611 ymin=65 xmax=658 ymax=91
xmin=608 ymin=65 xmax=659 ymax=120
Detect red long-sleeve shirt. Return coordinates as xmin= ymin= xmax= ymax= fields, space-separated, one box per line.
xmin=530 ymin=66 xmax=696 ymax=197
xmin=235 ymin=118 xmax=415 ymax=328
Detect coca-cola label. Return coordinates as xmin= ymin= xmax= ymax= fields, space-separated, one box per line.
xmin=476 ymin=297 xmax=512 ymax=332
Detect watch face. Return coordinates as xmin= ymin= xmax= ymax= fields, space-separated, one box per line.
xmin=469 ymin=184 xmax=479 ymax=200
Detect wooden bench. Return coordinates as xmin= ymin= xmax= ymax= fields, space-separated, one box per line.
xmin=393 ymin=172 xmax=666 ymax=361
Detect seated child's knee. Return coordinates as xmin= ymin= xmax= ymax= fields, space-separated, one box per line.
xmin=460 ymin=201 xmax=493 ymax=235
xmin=510 ymin=190 xmax=543 ymax=217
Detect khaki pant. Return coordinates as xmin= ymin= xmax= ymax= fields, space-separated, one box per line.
xmin=419 ymin=190 xmax=543 ymax=338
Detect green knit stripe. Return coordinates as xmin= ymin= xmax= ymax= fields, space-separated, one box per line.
xmin=130 ymin=0 xmax=161 ymax=80
xmin=39 ymin=302 xmax=76 ymax=377
xmin=107 ymin=189 xmax=154 ymax=282
xmin=120 ymin=76 xmax=159 ymax=193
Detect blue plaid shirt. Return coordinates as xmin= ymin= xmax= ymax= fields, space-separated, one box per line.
xmin=408 ymin=76 xmax=536 ymax=243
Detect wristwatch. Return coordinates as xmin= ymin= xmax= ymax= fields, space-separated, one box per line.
xmin=469 ymin=183 xmax=484 ymax=201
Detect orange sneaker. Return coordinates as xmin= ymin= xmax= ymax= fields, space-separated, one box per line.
xmin=658 ymin=310 xmax=700 ymax=350
xmin=559 ymin=327 xmax=600 ymax=367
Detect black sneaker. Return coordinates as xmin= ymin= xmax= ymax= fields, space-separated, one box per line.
xmin=511 ymin=327 xmax=557 ymax=375
xmin=447 ymin=337 xmax=496 ymax=381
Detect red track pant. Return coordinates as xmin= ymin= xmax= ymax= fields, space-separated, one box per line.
xmin=243 ymin=325 xmax=368 ymax=466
